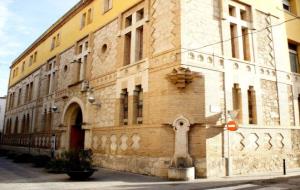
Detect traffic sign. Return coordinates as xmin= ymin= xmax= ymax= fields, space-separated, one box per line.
xmin=227 ymin=120 xmax=238 ymax=131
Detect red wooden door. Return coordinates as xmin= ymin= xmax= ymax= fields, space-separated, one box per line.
xmin=70 ymin=125 xmax=84 ymax=150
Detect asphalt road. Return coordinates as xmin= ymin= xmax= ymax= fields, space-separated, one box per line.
xmin=1 ymin=156 xmax=300 ymax=190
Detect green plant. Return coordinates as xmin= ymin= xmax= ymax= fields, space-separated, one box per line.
xmin=62 ymin=149 xmax=94 ymax=171
xmin=46 ymin=159 xmax=66 ymax=174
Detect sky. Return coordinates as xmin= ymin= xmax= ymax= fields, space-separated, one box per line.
xmin=0 ymin=0 xmax=80 ymax=97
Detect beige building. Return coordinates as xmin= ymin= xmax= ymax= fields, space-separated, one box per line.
xmin=2 ymin=0 xmax=300 ymax=178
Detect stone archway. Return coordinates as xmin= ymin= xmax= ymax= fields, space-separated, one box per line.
xmin=64 ymin=103 xmax=85 ymax=150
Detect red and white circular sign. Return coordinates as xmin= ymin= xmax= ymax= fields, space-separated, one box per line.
xmin=227 ymin=120 xmax=238 ymax=131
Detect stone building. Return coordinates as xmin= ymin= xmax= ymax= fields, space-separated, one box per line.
xmin=2 ymin=0 xmax=300 ymax=178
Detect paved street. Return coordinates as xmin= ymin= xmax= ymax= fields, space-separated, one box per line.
xmin=1 ymin=157 xmax=300 ymax=190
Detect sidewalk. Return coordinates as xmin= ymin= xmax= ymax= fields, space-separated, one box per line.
xmin=1 ymin=156 xmax=300 ymax=190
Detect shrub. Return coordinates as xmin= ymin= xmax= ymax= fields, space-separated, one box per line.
xmin=46 ymin=159 xmax=66 ymax=174
xmin=62 ymin=149 xmax=93 ymax=171
xmin=32 ymin=155 xmax=51 ymax=167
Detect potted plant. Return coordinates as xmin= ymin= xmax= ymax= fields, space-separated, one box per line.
xmin=62 ymin=149 xmax=97 ymax=180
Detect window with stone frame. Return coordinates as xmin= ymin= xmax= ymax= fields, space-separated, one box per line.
xmin=11 ymin=92 xmax=15 ymax=108
xmin=22 ymin=61 xmax=25 ymax=72
xmin=232 ymin=83 xmax=242 ymax=123
xmin=247 ymin=86 xmax=257 ymax=124
xmin=25 ymin=84 xmax=29 ymax=103
xmin=103 ymin=0 xmax=113 ymax=13
xmin=122 ymin=4 xmax=147 ymax=66
xmin=28 ymin=81 xmax=33 ymax=101
xmin=87 ymin=8 xmax=93 ymax=24
xmin=289 ymin=43 xmax=299 ymax=73
xmin=228 ymin=1 xmax=252 ymax=61
xmin=17 ymin=88 xmax=22 ymax=106
xmin=76 ymin=37 xmax=89 ymax=81
xmin=81 ymin=12 xmax=87 ymax=29
xmin=33 ymin=51 xmax=38 ymax=62
xmin=46 ymin=58 xmax=56 ymax=95
xmin=56 ymin=33 xmax=60 ymax=47
xmin=51 ymin=36 xmax=56 ymax=50
xmin=121 ymin=89 xmax=129 ymax=125
xmin=134 ymin=85 xmax=143 ymax=124
xmin=29 ymin=55 xmax=34 ymax=66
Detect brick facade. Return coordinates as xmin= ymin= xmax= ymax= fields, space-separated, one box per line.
xmin=2 ymin=0 xmax=300 ymax=178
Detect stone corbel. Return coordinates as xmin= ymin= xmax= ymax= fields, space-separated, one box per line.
xmin=167 ymin=67 xmax=200 ymax=89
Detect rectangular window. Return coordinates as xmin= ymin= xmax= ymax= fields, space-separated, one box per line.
xmin=56 ymin=33 xmax=60 ymax=47
xmin=124 ymin=32 xmax=132 ymax=66
xmin=136 ymin=9 xmax=144 ymax=21
xmin=78 ymin=45 xmax=83 ymax=54
xmin=125 ymin=15 xmax=132 ymax=28
xmin=121 ymin=89 xmax=128 ymax=125
xmin=22 ymin=61 xmax=25 ymax=72
xmin=17 ymin=88 xmax=22 ymax=106
xmin=230 ymin=24 xmax=239 ymax=59
xmin=229 ymin=5 xmax=236 ymax=17
xmin=85 ymin=41 xmax=89 ymax=50
xmin=289 ymin=43 xmax=299 ymax=73
xmin=51 ymin=37 xmax=56 ymax=50
xmin=87 ymin=8 xmax=93 ymax=24
xmin=47 ymin=74 xmax=51 ymax=95
xmin=228 ymin=2 xmax=251 ymax=61
xmin=81 ymin=13 xmax=86 ymax=29
xmin=135 ymin=85 xmax=143 ymax=124
xmin=248 ymin=86 xmax=257 ymax=124
xmin=29 ymin=82 xmax=33 ymax=101
xmin=25 ymin=84 xmax=29 ymax=103
xmin=103 ymin=0 xmax=113 ymax=13
xmin=242 ymin=28 xmax=251 ymax=61
xmin=136 ymin=26 xmax=144 ymax=61
xmin=29 ymin=55 xmax=33 ymax=66
xmin=33 ymin=52 xmax=37 ymax=62
xmin=232 ymin=83 xmax=242 ymax=123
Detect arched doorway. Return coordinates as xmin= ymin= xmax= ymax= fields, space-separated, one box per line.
xmin=65 ymin=103 xmax=85 ymax=150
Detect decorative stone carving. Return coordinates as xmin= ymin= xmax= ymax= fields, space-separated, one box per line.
xmin=168 ymin=116 xmax=195 ymax=181
xmin=263 ymin=133 xmax=272 ymax=150
xmin=167 ymin=67 xmax=198 ymax=89
xmin=110 ymin=135 xmax=117 ymax=152
xmin=171 ymin=116 xmax=193 ymax=168
xmin=132 ymin=134 xmax=141 ymax=150
xmin=120 ymin=134 xmax=128 ymax=151
xmin=101 ymin=136 xmax=107 ymax=150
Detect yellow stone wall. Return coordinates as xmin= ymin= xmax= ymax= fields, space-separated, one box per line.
xmin=9 ymin=0 xmax=141 ymax=86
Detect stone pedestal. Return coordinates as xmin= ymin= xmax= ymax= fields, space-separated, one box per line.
xmin=168 ymin=167 xmax=195 ymax=181
xmin=168 ymin=116 xmax=195 ymax=181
